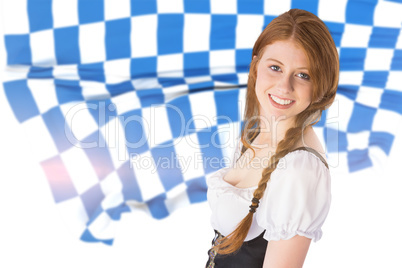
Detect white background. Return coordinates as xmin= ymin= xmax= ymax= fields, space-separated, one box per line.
xmin=1 ymin=1 xmax=402 ymax=267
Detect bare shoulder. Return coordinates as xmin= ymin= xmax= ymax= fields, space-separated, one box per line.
xmin=294 ymin=126 xmax=327 ymax=161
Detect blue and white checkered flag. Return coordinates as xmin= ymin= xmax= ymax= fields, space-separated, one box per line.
xmin=2 ymin=0 xmax=402 ymax=245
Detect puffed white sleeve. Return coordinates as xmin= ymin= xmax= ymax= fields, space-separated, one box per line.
xmin=256 ymin=150 xmax=332 ymax=243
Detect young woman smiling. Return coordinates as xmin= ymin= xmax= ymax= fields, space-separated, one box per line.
xmin=206 ymin=9 xmax=339 ymax=268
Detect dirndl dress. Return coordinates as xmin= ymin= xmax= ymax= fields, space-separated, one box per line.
xmin=206 ymin=137 xmax=331 ymax=267
xmin=205 ymin=230 xmax=268 ymax=268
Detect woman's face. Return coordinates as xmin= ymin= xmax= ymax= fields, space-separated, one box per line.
xmin=254 ymin=39 xmax=313 ymax=125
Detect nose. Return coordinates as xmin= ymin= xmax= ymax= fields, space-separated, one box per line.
xmin=277 ymin=75 xmax=293 ymax=94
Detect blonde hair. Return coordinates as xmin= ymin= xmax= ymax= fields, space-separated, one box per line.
xmin=215 ymin=9 xmax=339 ymax=255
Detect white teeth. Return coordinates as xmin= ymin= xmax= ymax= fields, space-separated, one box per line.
xmin=270 ymin=94 xmax=293 ymax=105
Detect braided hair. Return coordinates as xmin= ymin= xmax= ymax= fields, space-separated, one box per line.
xmin=214 ymin=9 xmax=339 ymax=255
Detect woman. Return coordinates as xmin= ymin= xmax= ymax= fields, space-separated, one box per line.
xmin=206 ymin=9 xmax=339 ymax=268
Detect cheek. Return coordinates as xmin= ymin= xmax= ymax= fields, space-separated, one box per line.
xmin=255 ymin=69 xmax=275 ymax=91
xmin=306 ymin=86 xmax=314 ymax=102
xmin=299 ymin=86 xmax=313 ymax=105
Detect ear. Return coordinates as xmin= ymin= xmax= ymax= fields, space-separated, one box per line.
xmin=253 ymin=55 xmax=257 ymax=60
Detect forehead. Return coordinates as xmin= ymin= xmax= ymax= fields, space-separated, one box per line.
xmin=260 ymin=40 xmax=309 ymax=67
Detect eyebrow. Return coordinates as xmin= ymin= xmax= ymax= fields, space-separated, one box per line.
xmin=266 ymin=58 xmax=309 ymax=71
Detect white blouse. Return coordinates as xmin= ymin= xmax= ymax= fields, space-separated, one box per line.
xmin=206 ymin=138 xmax=332 ymax=242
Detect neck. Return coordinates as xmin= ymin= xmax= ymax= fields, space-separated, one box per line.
xmin=255 ymin=114 xmax=296 ymax=149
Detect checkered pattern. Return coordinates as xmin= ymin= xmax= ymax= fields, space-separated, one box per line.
xmin=2 ymin=0 xmax=402 ymax=245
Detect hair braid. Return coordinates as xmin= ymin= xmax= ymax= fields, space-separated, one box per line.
xmin=214 ymin=126 xmax=304 ymax=255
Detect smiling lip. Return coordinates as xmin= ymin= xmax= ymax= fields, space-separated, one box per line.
xmin=268 ymin=94 xmax=295 ymax=109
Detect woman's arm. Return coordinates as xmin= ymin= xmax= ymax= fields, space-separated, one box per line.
xmin=263 ymin=235 xmax=312 ymax=268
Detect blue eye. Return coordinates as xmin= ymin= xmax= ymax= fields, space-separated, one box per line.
xmin=298 ymin=73 xmax=310 ymax=80
xmin=270 ymin=65 xmax=281 ymax=72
